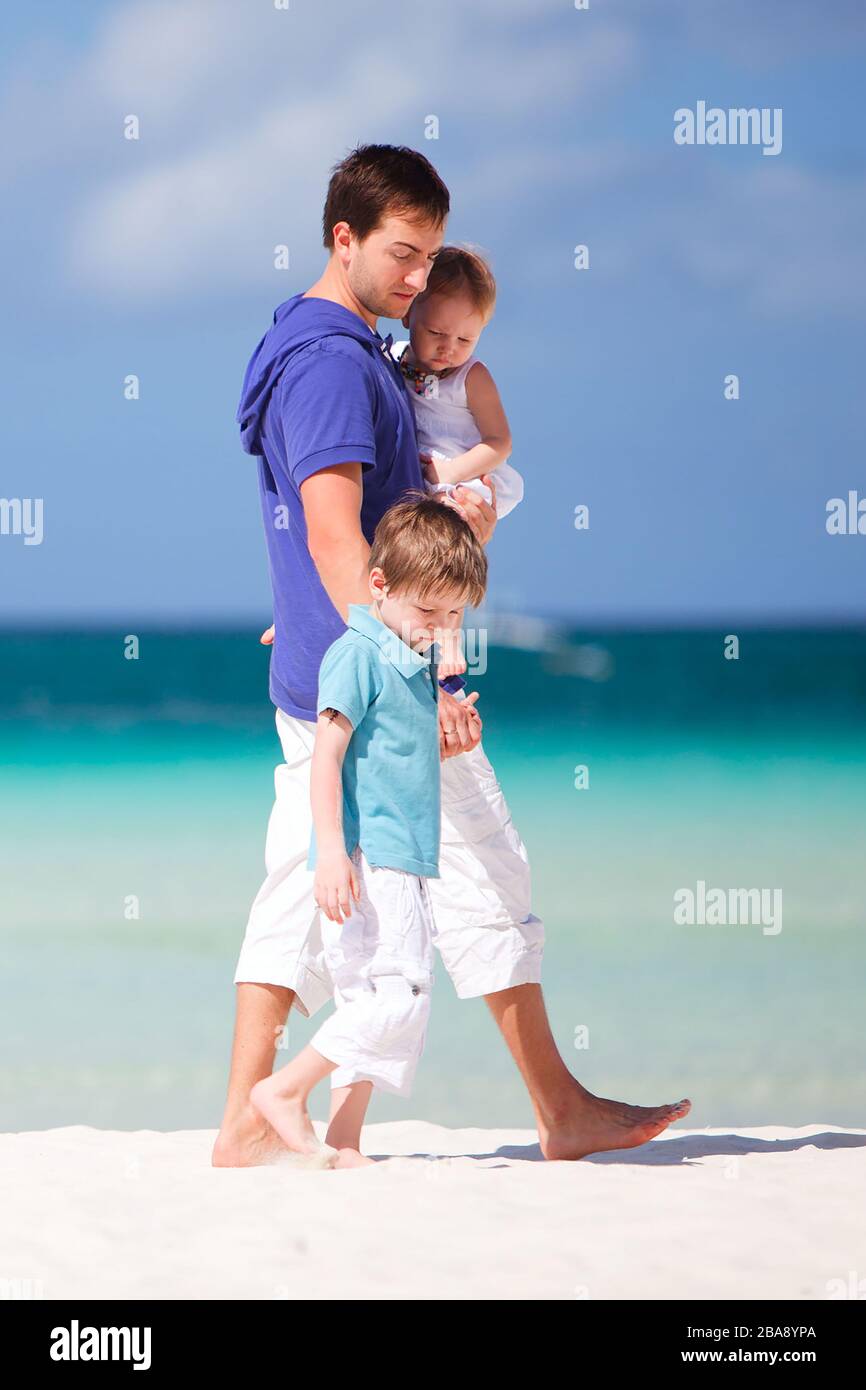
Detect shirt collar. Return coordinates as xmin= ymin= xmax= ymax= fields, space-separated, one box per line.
xmin=347 ymin=603 xmax=432 ymax=679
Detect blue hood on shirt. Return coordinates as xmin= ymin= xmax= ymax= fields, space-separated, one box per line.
xmin=237 ymin=295 xmax=389 ymax=456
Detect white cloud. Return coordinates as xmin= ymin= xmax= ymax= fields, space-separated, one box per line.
xmin=667 ymin=164 xmax=866 ymax=314
xmin=51 ymin=3 xmax=639 ymax=301
xmin=4 ymin=0 xmax=863 ymax=317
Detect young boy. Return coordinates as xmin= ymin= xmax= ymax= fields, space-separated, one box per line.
xmin=250 ymin=495 xmax=488 ymax=1168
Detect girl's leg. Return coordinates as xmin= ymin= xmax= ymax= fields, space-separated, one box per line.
xmin=326 ymin=1081 xmax=376 ymax=1167
xmin=250 ymin=1043 xmax=337 ymax=1158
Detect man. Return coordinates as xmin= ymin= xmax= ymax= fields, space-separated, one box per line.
xmin=213 ymin=145 xmax=691 ymax=1165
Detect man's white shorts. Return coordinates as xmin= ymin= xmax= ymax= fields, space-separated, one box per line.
xmin=309 ymin=846 xmax=434 ymax=1098
xmin=233 ymin=703 xmax=544 ymax=1018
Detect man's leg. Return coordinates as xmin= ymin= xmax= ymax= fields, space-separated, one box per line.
xmin=212 ymin=982 xmax=296 ymax=1167
xmin=483 ymin=983 xmax=690 ymax=1161
xmin=431 ymin=730 xmax=690 ymax=1160
xmin=212 ymin=710 xmax=334 ymax=1168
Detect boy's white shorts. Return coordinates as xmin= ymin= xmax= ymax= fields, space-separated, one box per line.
xmin=309 ymin=846 xmax=435 ymax=1098
xmin=233 ymin=704 xmax=544 ymax=1018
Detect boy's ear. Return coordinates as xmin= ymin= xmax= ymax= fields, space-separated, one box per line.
xmin=400 ymin=312 xmax=411 ymax=328
xmin=368 ymin=565 xmax=387 ymax=599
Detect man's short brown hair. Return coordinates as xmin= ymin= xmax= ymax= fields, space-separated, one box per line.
xmin=416 ymin=245 xmax=497 ymax=323
xmin=322 ymin=144 xmax=450 ymax=250
xmin=368 ymin=492 xmax=488 ymax=609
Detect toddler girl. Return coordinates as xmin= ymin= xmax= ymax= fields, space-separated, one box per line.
xmin=393 ymin=245 xmax=523 ymax=675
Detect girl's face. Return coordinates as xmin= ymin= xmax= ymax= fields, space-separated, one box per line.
xmin=403 ymin=292 xmax=486 ymax=373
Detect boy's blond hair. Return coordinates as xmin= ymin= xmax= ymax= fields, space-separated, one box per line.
xmin=417 ymin=245 xmax=497 ymax=323
xmin=368 ymin=492 xmax=488 ymax=609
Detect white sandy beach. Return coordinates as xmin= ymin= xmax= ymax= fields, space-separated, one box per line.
xmin=1 ymin=1121 xmax=864 ymax=1301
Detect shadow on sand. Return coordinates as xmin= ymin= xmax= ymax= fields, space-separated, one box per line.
xmin=370 ymin=1130 xmax=866 ymax=1166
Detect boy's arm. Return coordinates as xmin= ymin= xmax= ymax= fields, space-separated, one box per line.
xmin=311 ymin=707 xmax=361 ymax=923
xmin=429 ymin=363 xmax=512 ymax=486
xmin=310 ymin=708 xmax=354 ymax=857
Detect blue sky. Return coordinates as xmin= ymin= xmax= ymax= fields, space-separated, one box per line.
xmin=1 ymin=0 xmax=864 ymax=625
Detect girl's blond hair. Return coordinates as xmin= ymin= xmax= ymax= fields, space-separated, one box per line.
xmin=417 ymin=245 xmax=496 ymax=323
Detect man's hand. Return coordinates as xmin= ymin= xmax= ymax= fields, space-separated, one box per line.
xmin=438 ymin=687 xmax=482 ymax=759
xmin=436 ymin=473 xmax=498 ymax=547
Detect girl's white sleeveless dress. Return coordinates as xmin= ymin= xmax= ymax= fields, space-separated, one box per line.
xmin=392 ymin=341 xmax=524 ymax=519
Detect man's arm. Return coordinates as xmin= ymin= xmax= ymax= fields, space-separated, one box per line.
xmin=300 ymin=462 xmax=372 ymax=623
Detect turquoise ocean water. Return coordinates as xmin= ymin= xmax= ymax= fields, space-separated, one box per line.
xmin=1 ymin=627 xmax=864 ymax=1133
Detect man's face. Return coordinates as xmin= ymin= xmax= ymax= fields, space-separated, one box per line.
xmin=404 ymin=292 xmax=486 ymax=372
xmin=344 ymin=213 xmax=446 ymax=322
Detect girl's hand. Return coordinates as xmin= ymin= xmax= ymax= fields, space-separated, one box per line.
xmin=260 ymin=624 xmax=275 ymax=645
xmin=314 ymin=850 xmax=361 ymax=924
xmin=420 ymin=451 xmax=440 ymax=483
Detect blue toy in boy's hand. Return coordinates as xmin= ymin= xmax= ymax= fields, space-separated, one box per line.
xmin=438 ymin=674 xmax=466 ymax=696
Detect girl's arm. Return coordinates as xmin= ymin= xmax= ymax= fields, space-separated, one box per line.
xmin=311 ymin=708 xmax=359 ymax=922
xmin=428 ymin=363 xmax=512 ymax=486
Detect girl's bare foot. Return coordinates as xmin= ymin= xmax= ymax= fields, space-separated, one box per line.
xmin=250 ymin=1076 xmax=338 ymax=1163
xmin=538 ymin=1086 xmax=692 ymax=1161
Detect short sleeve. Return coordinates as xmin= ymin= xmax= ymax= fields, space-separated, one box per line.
xmin=279 ymin=339 xmax=379 ymax=490
xmin=316 ymin=639 xmax=383 ymax=730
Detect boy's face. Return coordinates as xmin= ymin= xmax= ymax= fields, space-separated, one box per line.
xmin=369 ymin=569 xmax=466 ymax=655
xmin=403 ymin=291 xmax=486 ymax=372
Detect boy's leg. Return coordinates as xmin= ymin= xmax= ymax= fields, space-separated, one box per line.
xmin=213 ymin=710 xmax=334 ymax=1168
xmin=250 ymin=1043 xmax=339 ymax=1161
xmin=432 ymin=725 xmax=691 ymax=1160
xmin=326 ymin=1082 xmax=375 ymax=1167
xmin=310 ymin=851 xmax=434 ymax=1124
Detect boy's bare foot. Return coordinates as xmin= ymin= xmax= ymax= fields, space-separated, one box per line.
xmin=333 ymin=1147 xmax=376 ymax=1168
xmin=538 ymin=1085 xmax=692 ymax=1161
xmin=212 ymin=1101 xmax=290 ymax=1168
xmin=249 ymin=1076 xmax=337 ymax=1162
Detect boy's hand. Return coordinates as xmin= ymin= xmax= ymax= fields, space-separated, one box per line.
xmin=260 ymin=624 xmax=275 ymax=646
xmin=314 ymin=849 xmax=361 ymax=924
xmin=435 ymin=627 xmax=467 ymax=678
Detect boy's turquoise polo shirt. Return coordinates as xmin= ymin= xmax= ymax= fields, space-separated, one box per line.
xmin=306 ymin=603 xmax=441 ymax=878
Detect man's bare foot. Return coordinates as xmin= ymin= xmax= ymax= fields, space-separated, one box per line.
xmin=333 ymin=1147 xmax=376 ymax=1168
xmin=538 ymin=1086 xmax=692 ymax=1161
xmin=249 ymin=1075 xmax=337 ymax=1160
xmin=211 ymin=1101 xmax=290 ymax=1168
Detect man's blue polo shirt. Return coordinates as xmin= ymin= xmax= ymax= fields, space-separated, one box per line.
xmin=306 ymin=604 xmax=441 ymax=879
xmin=236 ymin=294 xmax=424 ymax=721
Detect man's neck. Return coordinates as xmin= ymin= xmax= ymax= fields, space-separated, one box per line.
xmin=302 ymin=264 xmax=377 ymax=331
